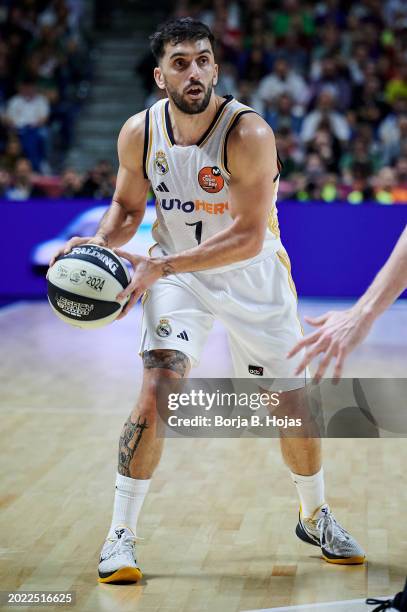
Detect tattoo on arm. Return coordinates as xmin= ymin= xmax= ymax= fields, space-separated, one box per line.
xmin=143 ymin=349 xmax=189 ymax=377
xmin=118 ymin=416 xmax=149 ymax=476
xmin=161 ymin=261 xmax=176 ymax=277
xmin=95 ymin=232 xmax=108 ymax=246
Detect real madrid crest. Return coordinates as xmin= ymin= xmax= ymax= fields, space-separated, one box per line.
xmin=156 ymin=318 xmax=172 ymax=337
xmin=155 ymin=150 xmax=169 ymax=175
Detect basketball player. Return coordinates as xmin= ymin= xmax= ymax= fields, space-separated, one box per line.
xmin=289 ymin=225 xmax=407 ymax=381
xmin=51 ymin=18 xmax=365 ymax=583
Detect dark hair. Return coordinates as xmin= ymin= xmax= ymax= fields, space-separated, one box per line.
xmin=149 ymin=17 xmax=215 ymax=62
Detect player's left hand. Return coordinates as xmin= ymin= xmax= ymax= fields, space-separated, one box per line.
xmin=113 ymin=249 xmax=162 ymax=319
xmin=287 ymin=307 xmax=374 ymax=383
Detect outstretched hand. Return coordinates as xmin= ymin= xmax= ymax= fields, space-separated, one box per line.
xmin=287 ymin=308 xmax=375 ymax=383
xmin=114 ymin=249 xmax=163 ymax=319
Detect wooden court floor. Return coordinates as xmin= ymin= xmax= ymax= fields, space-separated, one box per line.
xmin=0 ymin=300 xmax=406 ymax=612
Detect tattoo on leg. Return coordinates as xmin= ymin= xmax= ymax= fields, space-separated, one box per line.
xmin=143 ymin=349 xmax=189 ymax=377
xmin=118 ymin=416 xmax=149 ymax=476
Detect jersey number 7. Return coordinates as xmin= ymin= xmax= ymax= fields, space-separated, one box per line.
xmin=186 ymin=221 xmax=203 ymax=245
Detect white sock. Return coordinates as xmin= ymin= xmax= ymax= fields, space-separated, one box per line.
xmin=290 ymin=467 xmax=326 ymax=518
xmin=108 ymin=473 xmax=151 ymax=538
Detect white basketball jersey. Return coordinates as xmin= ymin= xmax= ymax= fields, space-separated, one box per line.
xmin=143 ymin=95 xmax=283 ymax=273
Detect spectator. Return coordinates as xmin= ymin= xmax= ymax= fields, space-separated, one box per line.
xmin=81 ymin=160 xmax=115 ymax=200
xmin=265 ymin=93 xmax=302 ymax=136
xmin=309 ymin=56 xmax=352 ymax=112
xmin=319 ymin=173 xmax=340 ymax=202
xmin=385 ymin=62 xmax=407 ymax=104
xmin=274 ymin=31 xmax=308 ymax=74
xmin=307 ymin=127 xmax=342 ymax=173
xmin=237 ymin=42 xmax=273 ymax=83
xmin=340 ymin=135 xmax=381 ymax=175
xmin=291 ymin=153 xmax=329 ymax=200
xmin=314 ymin=3 xmax=347 ymax=29
xmin=235 ymin=80 xmax=263 ymax=114
xmin=60 ymin=168 xmax=84 ymax=199
xmin=352 ymin=75 xmax=390 ymax=131
xmin=301 ymin=89 xmax=351 ymax=145
xmin=258 ymin=58 xmax=310 ymax=112
xmin=393 ymin=157 xmax=407 ymax=203
xmin=0 ymin=136 xmax=23 ymax=173
xmin=378 ymin=111 xmax=407 ymax=165
xmin=395 ymin=157 xmax=407 ymax=185
xmin=5 ymin=158 xmax=45 ymax=200
xmin=0 ymin=168 xmax=11 ymax=197
xmin=272 ymin=0 xmax=315 ymax=41
xmin=0 ymin=49 xmax=13 ymax=105
xmin=346 ymin=161 xmax=375 ymax=204
xmin=214 ymin=61 xmax=239 ymax=98
xmin=5 ymin=78 xmax=50 ymax=172
xmin=348 ymin=43 xmax=370 ymax=86
xmin=275 ymin=127 xmax=303 ymax=179
xmin=373 ymin=166 xmax=396 ymax=204
xmin=0 ymin=6 xmax=33 ymax=77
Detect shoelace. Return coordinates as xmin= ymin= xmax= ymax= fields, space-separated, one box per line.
xmin=316 ymin=511 xmax=349 ymax=548
xmin=366 ymin=594 xmax=403 ymax=611
xmin=103 ymin=535 xmax=136 ymax=560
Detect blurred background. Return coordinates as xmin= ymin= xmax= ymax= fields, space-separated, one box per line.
xmin=1 ymin=0 xmax=407 ymax=302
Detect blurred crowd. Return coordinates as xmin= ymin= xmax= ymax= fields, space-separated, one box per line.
xmin=0 ymin=0 xmax=91 ymax=183
xmin=0 ymin=158 xmax=116 ymax=200
xmin=139 ymin=0 xmax=407 ymax=204
xmin=2 ymin=0 xmax=407 ymax=204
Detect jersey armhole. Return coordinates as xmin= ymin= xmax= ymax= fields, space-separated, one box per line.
xmin=142 ymin=108 xmax=150 ymax=180
xmin=273 ymin=152 xmax=283 ymax=182
xmin=221 ymin=110 xmax=255 ymax=176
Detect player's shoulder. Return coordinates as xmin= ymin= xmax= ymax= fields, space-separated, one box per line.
xmin=116 ymin=109 xmax=150 ymax=169
xmin=227 ymin=112 xmax=276 ymax=171
xmin=229 ymin=110 xmax=275 ymax=147
xmin=226 ymin=108 xmax=277 ymax=177
xmin=119 ymin=109 xmax=148 ymax=146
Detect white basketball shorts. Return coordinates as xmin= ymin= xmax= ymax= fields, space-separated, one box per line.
xmin=139 ymin=249 xmax=309 ymax=389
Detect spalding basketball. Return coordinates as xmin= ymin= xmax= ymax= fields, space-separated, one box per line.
xmin=46 ymin=244 xmax=131 ymax=329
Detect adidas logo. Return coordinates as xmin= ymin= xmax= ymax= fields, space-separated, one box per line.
xmin=156 ymin=182 xmax=169 ymax=192
xmin=177 ymin=331 xmax=189 ymax=341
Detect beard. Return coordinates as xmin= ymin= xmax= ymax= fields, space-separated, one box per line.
xmin=165 ymin=80 xmax=213 ymax=115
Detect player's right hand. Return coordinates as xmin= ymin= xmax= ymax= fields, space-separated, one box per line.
xmin=287 ymin=307 xmax=375 ymax=383
xmin=48 ymin=235 xmax=107 ymax=268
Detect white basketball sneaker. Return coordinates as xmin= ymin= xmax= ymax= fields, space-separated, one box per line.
xmin=98 ymin=526 xmax=142 ymax=583
xmin=296 ymin=504 xmax=366 ymax=565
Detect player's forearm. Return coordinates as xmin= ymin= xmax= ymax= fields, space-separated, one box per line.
xmin=95 ymin=200 xmax=144 ymax=248
xmin=153 ymin=223 xmax=263 ymax=275
xmin=352 ymin=226 xmax=407 ymax=321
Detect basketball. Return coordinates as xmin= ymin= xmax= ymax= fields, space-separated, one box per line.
xmin=46 ymin=244 xmax=131 ymax=329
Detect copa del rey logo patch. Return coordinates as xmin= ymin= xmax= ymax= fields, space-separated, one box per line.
xmin=198 ymin=166 xmax=224 ymax=193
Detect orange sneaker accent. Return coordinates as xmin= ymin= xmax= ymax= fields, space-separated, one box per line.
xmin=322 ymin=554 xmax=366 ymax=565
xmin=98 ymin=566 xmax=142 ymax=583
